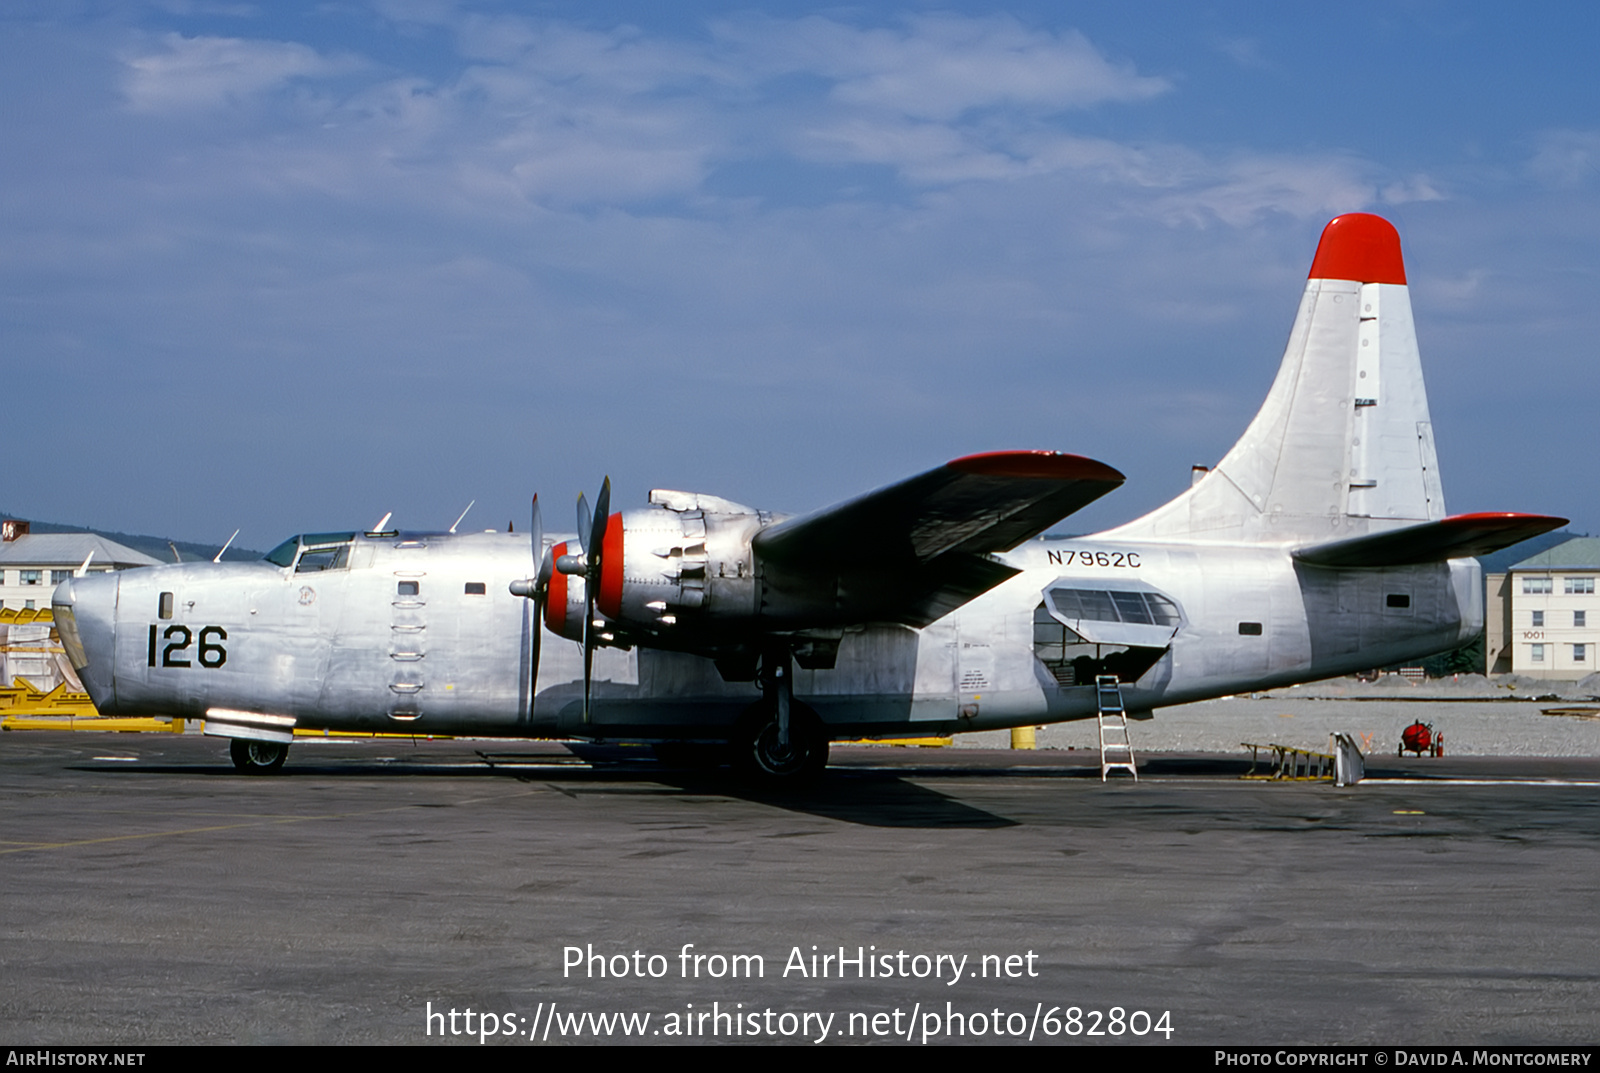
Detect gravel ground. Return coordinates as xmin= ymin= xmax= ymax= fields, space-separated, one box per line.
xmin=958 ymin=675 xmax=1600 ymax=757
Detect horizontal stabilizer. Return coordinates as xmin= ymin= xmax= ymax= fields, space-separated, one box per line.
xmin=1292 ymin=513 xmax=1568 ymax=569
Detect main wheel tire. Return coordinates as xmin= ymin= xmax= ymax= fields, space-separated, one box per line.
xmin=230 ymin=738 xmax=288 ymax=773
xmin=733 ymin=700 xmax=828 ymax=786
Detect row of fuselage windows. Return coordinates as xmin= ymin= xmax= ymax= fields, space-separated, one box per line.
xmin=152 ymin=580 xmax=491 ymax=617
xmin=1522 ymin=576 xmax=1595 ymax=594
xmin=1530 ymin=611 xmax=1587 ymax=627
xmin=398 ymin=581 xmax=488 ymax=596
xmin=1048 ymin=588 xmax=1182 ymax=627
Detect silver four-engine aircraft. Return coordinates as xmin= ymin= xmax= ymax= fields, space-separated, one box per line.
xmin=53 ymin=215 xmax=1564 ymax=782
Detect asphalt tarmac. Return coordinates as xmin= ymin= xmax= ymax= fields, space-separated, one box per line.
xmin=1 ymin=731 xmax=1596 ymax=1046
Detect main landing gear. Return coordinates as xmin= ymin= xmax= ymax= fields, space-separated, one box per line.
xmin=733 ymin=650 xmax=828 ymax=785
xmin=230 ymin=738 xmax=289 ymax=773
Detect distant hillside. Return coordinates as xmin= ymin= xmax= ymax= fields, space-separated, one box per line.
xmin=0 ymin=513 xmax=264 ymax=563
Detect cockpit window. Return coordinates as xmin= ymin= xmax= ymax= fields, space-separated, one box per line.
xmin=296 ymin=545 xmax=350 ymax=572
xmin=301 ymin=532 xmax=357 ymax=546
xmin=264 ymin=538 xmax=299 ymax=568
xmin=264 ymin=532 xmax=358 ymax=570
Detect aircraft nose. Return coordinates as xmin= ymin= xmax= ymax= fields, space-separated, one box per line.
xmin=50 ymin=572 xmax=119 ymax=711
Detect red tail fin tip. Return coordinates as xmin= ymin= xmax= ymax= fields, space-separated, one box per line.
xmin=1307 ymin=213 xmax=1407 ymax=285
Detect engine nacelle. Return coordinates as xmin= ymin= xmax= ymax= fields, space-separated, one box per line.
xmin=544 ymin=539 xmax=588 ymax=643
xmin=542 ymin=490 xmax=776 ymax=650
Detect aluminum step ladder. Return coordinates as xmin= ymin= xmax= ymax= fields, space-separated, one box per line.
xmin=1096 ymin=675 xmax=1138 ymax=781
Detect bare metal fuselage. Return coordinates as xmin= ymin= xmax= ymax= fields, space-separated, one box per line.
xmin=54 ymin=216 xmax=1525 ymax=751
xmin=55 ymin=528 xmax=1478 ymax=742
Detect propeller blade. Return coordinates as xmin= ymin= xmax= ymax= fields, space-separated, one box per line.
xmin=582 ymin=629 xmax=596 ymax=725
xmin=531 ymin=495 xmax=544 ymax=571
xmin=527 ymin=496 xmax=545 ymax=712
xmin=576 ymin=492 xmax=591 ymax=555
xmin=581 ymin=477 xmax=612 ymax=725
xmin=588 ymin=477 xmax=611 ymax=571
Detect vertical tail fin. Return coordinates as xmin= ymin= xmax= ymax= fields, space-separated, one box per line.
xmin=1106 ymin=214 xmax=1445 ymax=544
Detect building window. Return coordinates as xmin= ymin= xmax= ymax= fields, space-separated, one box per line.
xmin=20 ymin=570 xmax=41 ymax=586
xmin=1532 ymin=611 xmax=1545 ymax=627
xmin=1565 ymin=577 xmax=1596 ymax=594
xmin=51 ymin=570 xmax=72 ymax=585
xmin=1578 ymin=611 xmax=1588 ymax=628
xmin=1523 ymin=577 xmax=1553 ymax=594
xmin=1531 ymin=644 xmax=1545 ymax=662
xmin=24 ymin=600 xmax=35 ymax=610
xmin=1575 ymin=644 xmax=1588 ymax=662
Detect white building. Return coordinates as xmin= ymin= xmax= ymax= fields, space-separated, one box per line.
xmin=0 ymin=520 xmax=161 ymax=690
xmin=1485 ymin=536 xmax=1600 ymax=680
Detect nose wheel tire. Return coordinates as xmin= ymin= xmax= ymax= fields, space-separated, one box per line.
xmin=734 ymin=701 xmax=828 ymax=785
xmin=230 ymin=738 xmax=288 ymax=773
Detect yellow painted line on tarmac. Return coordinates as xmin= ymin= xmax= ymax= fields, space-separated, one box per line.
xmin=839 ymin=737 xmax=954 ymax=747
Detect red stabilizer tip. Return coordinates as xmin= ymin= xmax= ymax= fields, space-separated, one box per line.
xmin=1307 ymin=213 xmax=1407 ymax=285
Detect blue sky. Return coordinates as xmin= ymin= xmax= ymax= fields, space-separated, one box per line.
xmin=3 ymin=1 xmax=1596 ymax=549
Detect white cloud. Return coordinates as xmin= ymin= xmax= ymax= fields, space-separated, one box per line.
xmin=717 ymin=14 xmax=1169 ymax=121
xmin=111 ymin=13 xmax=1389 ymax=231
xmin=1526 ymin=129 xmax=1600 ymax=188
xmin=1144 ymin=153 xmax=1382 ymax=227
xmin=123 ymin=33 xmax=355 ymax=113
xmin=1213 ymin=35 xmax=1270 ymax=70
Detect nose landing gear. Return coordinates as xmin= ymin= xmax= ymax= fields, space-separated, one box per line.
xmin=230 ymin=738 xmax=289 ymax=773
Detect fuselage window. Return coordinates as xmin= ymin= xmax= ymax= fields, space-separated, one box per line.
xmin=464 ymin=582 xmax=486 ymax=595
xmin=397 ymin=581 xmax=420 ymax=597
xmin=1386 ymin=593 xmax=1411 ymax=608
xmin=158 ymin=592 xmax=174 ymax=620
xmin=1047 ymin=587 xmax=1182 ymax=627
xmin=1238 ymin=622 xmax=1263 ymax=636
xmin=1033 ymin=600 xmax=1172 ymax=688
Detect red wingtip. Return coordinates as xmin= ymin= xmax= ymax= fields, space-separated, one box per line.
xmin=949 ymin=450 xmax=1125 ymax=484
xmin=1308 ymin=213 xmax=1407 ymax=285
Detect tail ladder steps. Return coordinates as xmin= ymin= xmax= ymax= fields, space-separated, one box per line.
xmin=1095 ymin=675 xmax=1137 ymax=782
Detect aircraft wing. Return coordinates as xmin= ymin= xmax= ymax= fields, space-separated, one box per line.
xmin=1292 ymin=512 xmax=1568 ymax=569
xmin=753 ymin=451 xmax=1125 ymax=627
